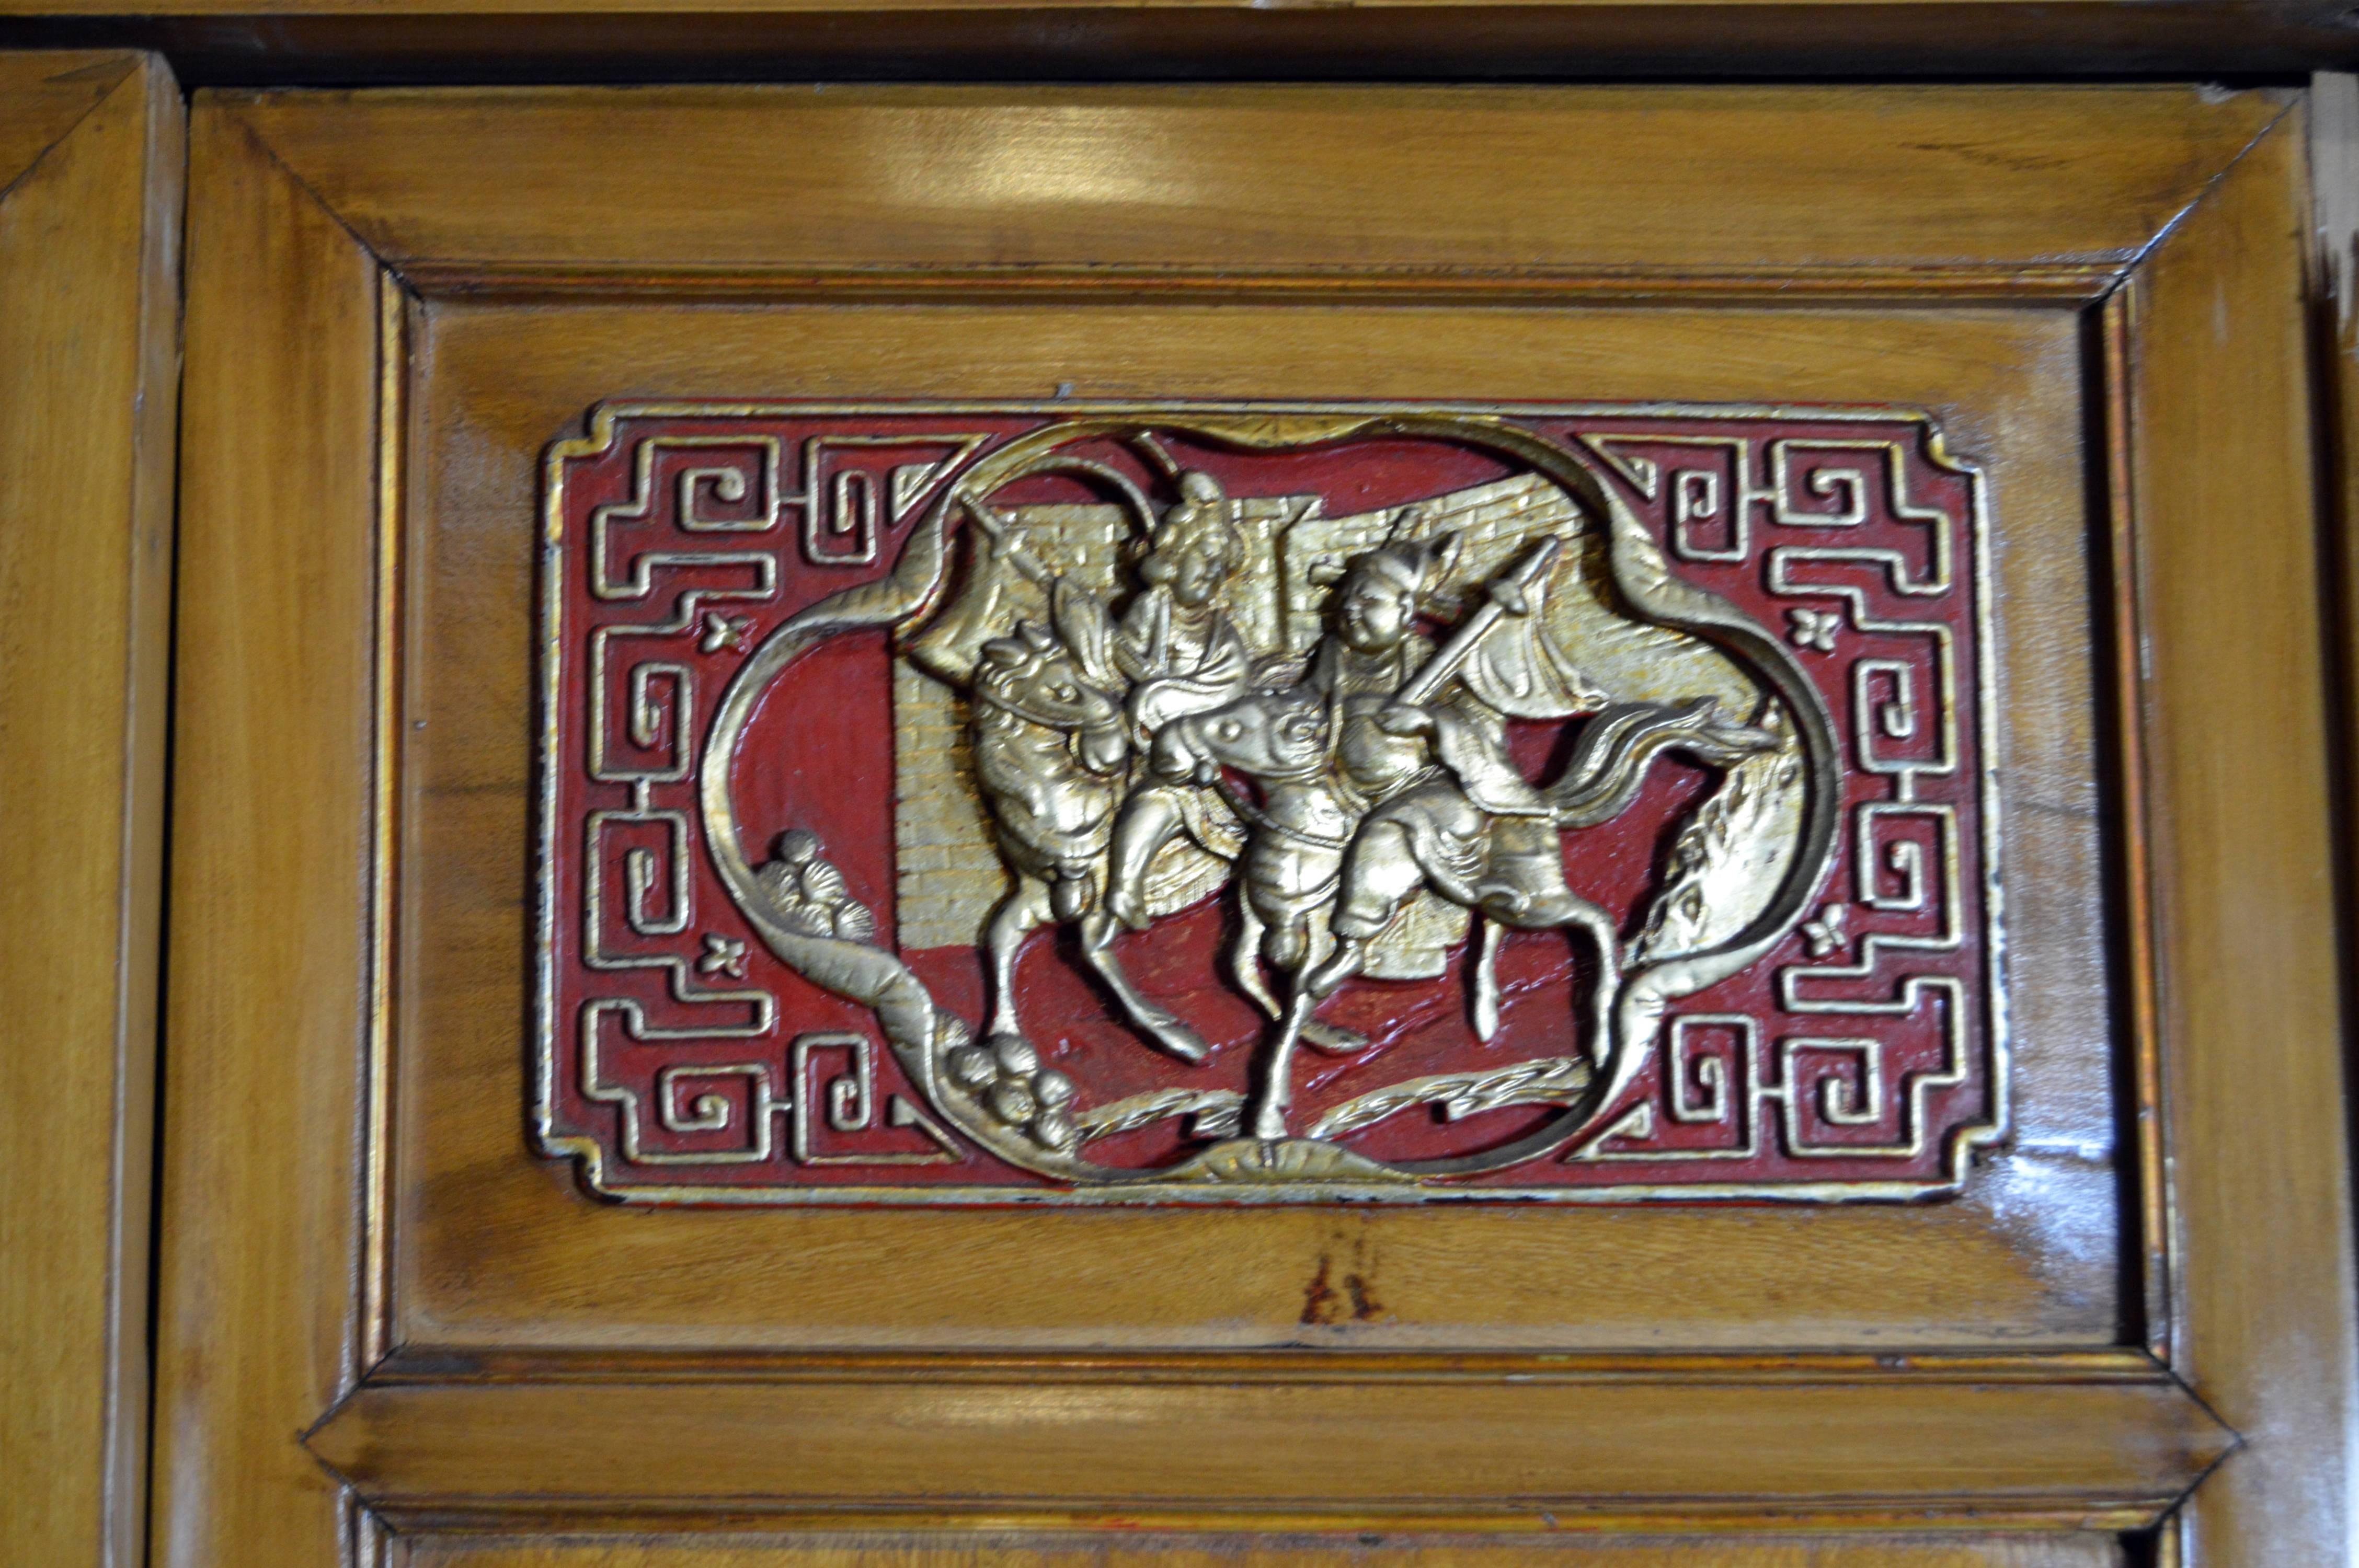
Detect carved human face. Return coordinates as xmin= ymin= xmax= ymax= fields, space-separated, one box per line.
xmin=1336 ymin=571 xmax=1413 ymax=653
xmin=1163 ymin=531 xmax=1234 ymax=609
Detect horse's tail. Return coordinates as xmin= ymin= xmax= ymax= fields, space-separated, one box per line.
xmin=1546 ymin=699 xmax=1779 ymax=828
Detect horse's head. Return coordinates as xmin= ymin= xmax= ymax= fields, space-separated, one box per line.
xmin=975 ymin=621 xmax=1128 ymax=776
xmin=1154 ymin=689 xmax=1331 ymax=785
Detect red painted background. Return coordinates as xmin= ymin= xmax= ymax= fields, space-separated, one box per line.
xmin=541 ymin=407 xmax=1994 ymax=1200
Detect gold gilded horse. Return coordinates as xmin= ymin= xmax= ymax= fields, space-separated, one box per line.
xmin=968 ymin=618 xmax=1211 ymax=1064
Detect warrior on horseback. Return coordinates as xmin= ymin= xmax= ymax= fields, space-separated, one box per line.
xmin=1143 ymin=532 xmax=1460 ymax=1063
xmin=962 ymin=469 xmax=1266 ymax=1065
xmin=1251 ymin=537 xmax=1783 ymax=1140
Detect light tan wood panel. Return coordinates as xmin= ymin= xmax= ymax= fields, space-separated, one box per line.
xmin=2117 ymin=106 xmax=2359 ymax=1567
xmin=152 ymin=99 xmax=389 ymax=1568
xmin=307 ymin=1372 xmax=2227 ymax=1532
xmin=0 ymin=49 xmax=132 ymax=186
xmin=160 ymin=83 xmax=2359 ymax=1563
xmin=221 ymin=85 xmax=2283 ymax=291
xmin=400 ymin=1531 xmax=2126 ymax=1568
xmin=0 ymin=48 xmax=181 ymax=1568
xmin=394 ymin=298 xmax=2118 ymax=1352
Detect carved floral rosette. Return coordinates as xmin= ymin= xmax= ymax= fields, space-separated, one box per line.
xmin=535 ymin=403 xmax=2001 ymax=1203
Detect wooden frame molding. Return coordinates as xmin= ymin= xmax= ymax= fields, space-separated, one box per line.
xmin=6 ymin=4 xmax=2359 ymax=87
xmin=2112 ymin=109 xmax=2357 ymax=1563
xmin=0 ymin=47 xmax=183 ymax=1568
xmin=158 ymin=84 xmax=2356 ymax=1566
xmin=307 ymin=1368 xmax=2229 ymax=1535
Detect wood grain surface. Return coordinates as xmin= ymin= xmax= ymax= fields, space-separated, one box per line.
xmin=2114 ymin=106 xmax=2359 ymax=1568
xmin=396 ymin=299 xmax=2117 ymax=1353
xmin=218 ymin=85 xmax=2284 ymax=291
xmin=156 ymin=82 xmax=2359 ymax=1565
xmin=152 ymin=98 xmax=388 ymax=1568
xmin=0 ymin=48 xmax=125 ymax=178
xmin=0 ymin=48 xmax=181 ymax=1568
xmin=306 ymin=1372 xmax=2229 ymax=1531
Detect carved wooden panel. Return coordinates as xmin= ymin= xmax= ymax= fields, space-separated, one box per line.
xmin=156 ymin=84 xmax=2357 ymax=1568
xmin=540 ymin=403 xmax=1996 ymax=1202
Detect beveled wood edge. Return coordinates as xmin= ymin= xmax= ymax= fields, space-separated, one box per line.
xmin=209 ymin=83 xmax=2293 ymax=296
xmin=2121 ymin=101 xmax=2359 ymax=1565
xmin=101 ymin=54 xmax=183 ymax=1568
xmin=394 ymin=261 xmax=2126 ymax=305
xmin=346 ymin=1502 xmax=2192 ymax=1539
xmin=2097 ymin=290 xmax=2172 ymax=1367
xmin=288 ymin=84 xmax=2283 ymax=1390
xmin=2311 ymin=99 xmax=2359 ymax=1565
xmin=155 ymin=96 xmax=394 ymax=1568
xmin=360 ymin=267 xmax=409 ymax=1375
xmin=363 ymin=1346 xmax=2183 ymax=1386
xmin=298 ymin=1374 xmax=2236 ymax=1532
xmin=0 ymin=49 xmax=134 ymax=190
xmin=0 ymin=47 xmax=182 ymax=1568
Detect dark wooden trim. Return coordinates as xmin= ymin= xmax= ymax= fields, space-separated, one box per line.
xmin=2 ymin=5 xmax=2357 ymax=89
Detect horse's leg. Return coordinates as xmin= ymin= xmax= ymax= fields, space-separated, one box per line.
xmin=1250 ymin=841 xmax=1366 ymax=1056
xmin=984 ymin=876 xmax=1055 ymax=1042
xmin=1232 ymin=898 xmax=1357 ymax=1048
xmin=1105 ymin=786 xmax=1185 ymax=931
xmin=1066 ymin=786 xmax=1212 ymax=1062
xmin=1254 ymin=990 xmax=1315 ymax=1141
xmin=1231 ymin=900 xmax=1282 ymax=1021
xmin=1556 ymin=898 xmax=1621 ymax=1067
xmin=1470 ymin=916 xmax=1506 ymax=1042
xmin=1476 ymin=818 xmax=1621 ymax=1067
xmin=1245 ymin=903 xmax=1318 ymax=1139
xmin=1279 ymin=901 xmax=1368 ymax=1055
xmin=1251 ymin=921 xmax=1382 ymax=1139
xmin=1079 ymin=907 xmax=1209 ymax=1065
xmin=1494 ymin=883 xmax=1621 ymax=1066
xmin=1261 ymin=901 xmax=1308 ymax=975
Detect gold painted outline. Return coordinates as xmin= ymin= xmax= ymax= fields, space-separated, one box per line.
xmin=361 ymin=274 xmax=407 ymax=1367
xmin=530 ymin=399 xmax=2007 ymax=1207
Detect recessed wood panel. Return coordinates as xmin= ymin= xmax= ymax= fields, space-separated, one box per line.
xmin=393 ymin=297 xmax=2115 ymax=1350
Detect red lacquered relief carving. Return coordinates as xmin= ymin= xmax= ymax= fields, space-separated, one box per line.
xmin=535 ymin=405 xmax=2001 ymax=1203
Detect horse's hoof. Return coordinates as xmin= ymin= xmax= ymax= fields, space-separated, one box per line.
xmin=1471 ymin=996 xmax=1501 ymax=1042
xmin=1142 ymin=1014 xmax=1210 ymax=1065
xmin=1302 ymin=1021 xmax=1370 ymax=1056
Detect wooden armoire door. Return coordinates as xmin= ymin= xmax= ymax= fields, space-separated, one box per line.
xmin=153 ymin=84 xmax=2357 ymax=1567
